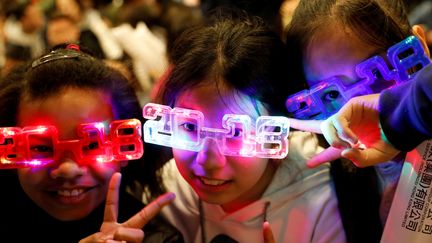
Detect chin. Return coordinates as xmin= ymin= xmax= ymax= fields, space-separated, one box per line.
xmin=46 ymin=208 xmax=93 ymax=221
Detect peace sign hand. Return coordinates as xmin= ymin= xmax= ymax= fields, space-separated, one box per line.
xmin=289 ymin=94 xmax=400 ymax=168
xmin=79 ymin=173 xmax=176 ymax=243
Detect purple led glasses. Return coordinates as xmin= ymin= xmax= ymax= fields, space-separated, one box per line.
xmin=285 ymin=36 xmax=431 ymax=119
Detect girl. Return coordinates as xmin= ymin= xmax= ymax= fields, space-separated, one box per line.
xmin=155 ymin=14 xmax=346 ymax=243
xmin=284 ymin=0 xmax=430 ymax=241
xmin=0 ymin=45 xmax=183 ymax=242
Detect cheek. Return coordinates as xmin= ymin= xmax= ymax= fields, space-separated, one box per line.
xmin=230 ymin=157 xmax=269 ymax=179
xmin=89 ymin=161 xmax=122 ymax=181
xmin=173 ymin=149 xmax=196 ymax=176
xmin=17 ymin=168 xmax=47 ymax=199
xmin=230 ymin=157 xmax=267 ymax=169
xmin=18 ymin=167 xmax=46 ymax=186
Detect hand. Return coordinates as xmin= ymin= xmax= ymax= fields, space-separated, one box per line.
xmin=289 ymin=94 xmax=400 ymax=168
xmin=263 ymin=221 xmax=276 ymax=243
xmin=79 ymin=173 xmax=176 ymax=243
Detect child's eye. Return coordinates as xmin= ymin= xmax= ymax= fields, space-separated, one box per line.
xmin=180 ymin=123 xmax=197 ymax=132
xmin=322 ymin=90 xmax=340 ymax=102
xmin=83 ymin=141 xmax=99 ymax=151
xmin=233 ymin=128 xmax=243 ymax=138
xmin=30 ymin=145 xmax=54 ymax=158
xmin=30 ymin=145 xmax=54 ymax=153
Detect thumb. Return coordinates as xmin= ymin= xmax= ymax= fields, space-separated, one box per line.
xmin=341 ymin=147 xmax=399 ymax=167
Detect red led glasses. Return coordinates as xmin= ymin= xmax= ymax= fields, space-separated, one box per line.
xmin=0 ymin=119 xmax=143 ymax=169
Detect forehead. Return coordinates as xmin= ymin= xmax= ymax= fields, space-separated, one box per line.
xmin=17 ymin=88 xmax=114 ymax=128
xmin=174 ymin=83 xmax=267 ymax=122
xmin=303 ymin=27 xmax=378 ymax=84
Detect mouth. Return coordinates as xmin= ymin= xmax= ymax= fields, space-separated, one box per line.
xmin=57 ymin=188 xmax=86 ymax=197
xmin=197 ymin=176 xmax=231 ymax=188
xmin=199 ymin=177 xmax=229 ymax=186
xmin=46 ymin=186 xmax=97 ymax=204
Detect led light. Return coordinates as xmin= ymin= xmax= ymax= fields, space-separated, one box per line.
xmin=286 ymin=36 xmax=431 ymax=120
xmin=143 ymin=103 xmax=290 ymax=158
xmin=0 ymin=119 xmax=143 ymax=169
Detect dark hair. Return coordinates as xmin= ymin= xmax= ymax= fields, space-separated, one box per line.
xmin=159 ymin=13 xmax=296 ymax=116
xmin=0 ymin=46 xmax=165 ymax=198
xmin=200 ymin=0 xmax=285 ymax=36
xmin=285 ymin=0 xmax=412 ymax=83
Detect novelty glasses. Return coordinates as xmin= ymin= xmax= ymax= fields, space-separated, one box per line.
xmin=0 ymin=119 xmax=143 ymax=169
xmin=285 ymin=36 xmax=431 ymax=119
xmin=143 ymin=103 xmax=290 ymax=159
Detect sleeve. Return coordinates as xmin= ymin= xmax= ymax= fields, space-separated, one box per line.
xmin=379 ymin=63 xmax=432 ymax=151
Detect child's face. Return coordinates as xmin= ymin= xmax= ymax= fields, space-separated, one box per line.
xmin=303 ymin=28 xmax=378 ymax=86
xmin=173 ymin=83 xmax=277 ymax=212
xmin=16 ymin=87 xmax=123 ymax=221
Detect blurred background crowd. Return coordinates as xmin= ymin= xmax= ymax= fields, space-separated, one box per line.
xmin=0 ymin=0 xmax=431 ymax=105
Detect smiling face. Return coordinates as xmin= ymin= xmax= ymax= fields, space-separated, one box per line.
xmin=16 ymin=87 xmax=123 ymax=221
xmin=172 ymin=82 xmax=277 ymax=213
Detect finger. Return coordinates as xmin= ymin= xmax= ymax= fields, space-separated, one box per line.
xmin=288 ymin=118 xmax=323 ymax=134
xmin=113 ymin=228 xmax=144 ymax=243
xmin=263 ymin=221 xmax=276 ymax=243
xmin=330 ymin=115 xmax=358 ymax=146
xmin=123 ymin=192 xmax=176 ymax=228
xmin=79 ymin=232 xmax=111 ymax=243
xmin=341 ymin=144 xmax=399 ymax=167
xmin=104 ymin=172 xmax=122 ymax=223
xmin=307 ymin=147 xmax=342 ymax=168
xmin=320 ymin=119 xmax=351 ymax=149
xmin=78 ymin=232 xmax=103 ymax=243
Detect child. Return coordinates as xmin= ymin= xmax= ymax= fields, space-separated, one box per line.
xmin=288 ymin=61 xmax=432 ymax=165
xmin=0 ymin=45 xmax=183 ymax=242
xmin=154 ymin=14 xmax=346 ymax=243
xmin=284 ymin=0 xmax=430 ymax=241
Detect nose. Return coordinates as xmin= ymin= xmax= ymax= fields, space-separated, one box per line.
xmin=50 ymin=153 xmax=84 ymax=180
xmin=196 ymin=139 xmax=227 ymax=170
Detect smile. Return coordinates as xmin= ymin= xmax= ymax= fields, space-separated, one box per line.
xmin=57 ymin=188 xmax=85 ymax=197
xmin=199 ymin=177 xmax=228 ymax=186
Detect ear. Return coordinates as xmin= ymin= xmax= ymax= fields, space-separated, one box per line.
xmin=412 ymin=24 xmax=430 ymax=58
xmin=120 ymin=160 xmax=128 ymax=167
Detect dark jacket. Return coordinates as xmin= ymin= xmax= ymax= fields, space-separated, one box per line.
xmin=380 ymin=63 xmax=432 ymax=151
xmin=0 ymin=170 xmax=184 ymax=243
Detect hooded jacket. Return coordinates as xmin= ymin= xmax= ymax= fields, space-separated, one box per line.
xmin=161 ymin=131 xmax=346 ymax=243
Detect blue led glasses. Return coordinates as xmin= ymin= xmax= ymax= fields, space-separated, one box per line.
xmin=285 ymin=36 xmax=431 ymax=119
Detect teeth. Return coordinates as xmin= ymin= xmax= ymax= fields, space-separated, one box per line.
xmin=200 ymin=177 xmax=226 ymax=186
xmin=58 ymin=189 xmax=84 ymax=197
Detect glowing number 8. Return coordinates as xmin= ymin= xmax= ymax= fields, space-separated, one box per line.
xmin=110 ymin=119 xmax=143 ymax=160
xmin=255 ymin=116 xmax=289 ymax=158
